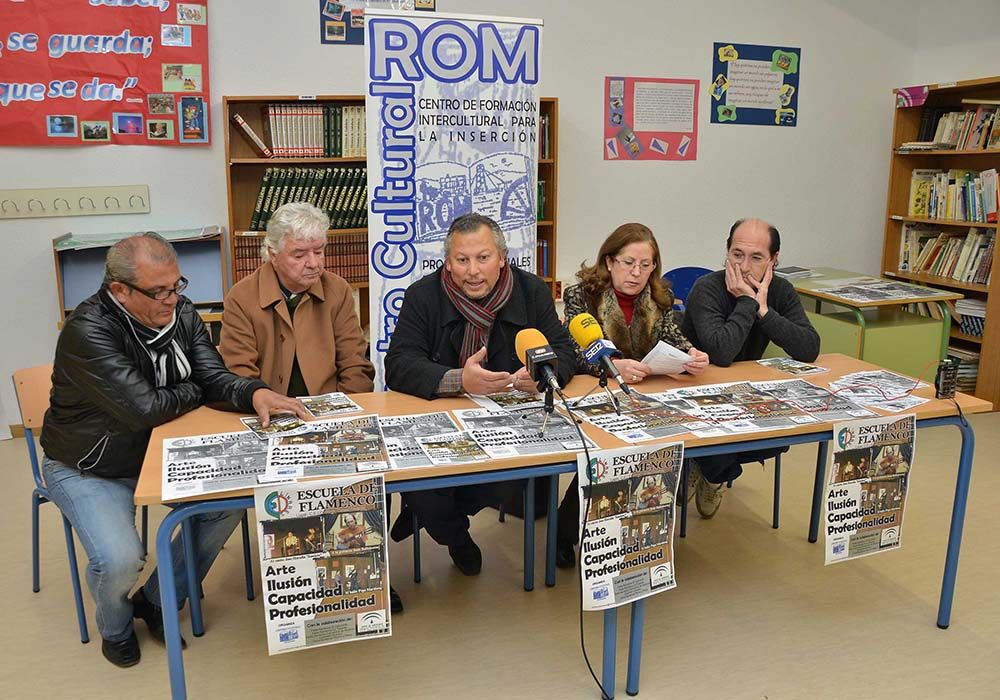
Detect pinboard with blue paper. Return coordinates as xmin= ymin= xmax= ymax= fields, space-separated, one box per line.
xmin=711 ymin=42 xmax=801 ymax=127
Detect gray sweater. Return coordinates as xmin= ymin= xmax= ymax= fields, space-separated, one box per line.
xmin=680 ymin=270 xmax=820 ymax=367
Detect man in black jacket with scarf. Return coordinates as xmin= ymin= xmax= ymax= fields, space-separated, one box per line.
xmin=41 ymin=233 xmax=306 ymax=667
xmin=385 ymin=213 xmax=575 ymax=575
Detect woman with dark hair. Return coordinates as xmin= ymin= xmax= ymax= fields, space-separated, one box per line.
xmin=554 ymin=223 xmax=709 ymax=567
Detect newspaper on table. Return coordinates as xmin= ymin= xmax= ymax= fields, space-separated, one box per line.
xmin=468 ymin=389 xmax=545 ymax=411
xmin=300 ymin=392 xmax=364 ymax=418
xmin=568 ymin=389 xmax=702 ymax=442
xmin=264 ymin=415 xmax=389 ymax=480
xmin=756 ymin=356 xmax=828 ymax=375
xmin=639 ymin=340 xmax=690 ymax=375
xmin=650 ymin=381 xmax=821 ymax=437
xmin=578 ymin=442 xmax=683 ymax=611
xmin=416 ymin=431 xmax=492 ymax=464
xmin=750 ymin=379 xmax=877 ymax=422
xmin=254 ymin=474 xmax=391 ymax=654
xmin=828 ymin=370 xmax=930 ymax=412
xmin=825 ymin=415 xmax=916 ymax=564
xmin=378 ymin=412 xmax=460 ymax=469
xmin=815 ymin=279 xmax=951 ymax=303
xmin=452 ymin=406 xmax=594 ymax=458
xmin=161 ymin=430 xmax=268 ymax=501
xmin=240 ymin=414 xmax=309 ymax=439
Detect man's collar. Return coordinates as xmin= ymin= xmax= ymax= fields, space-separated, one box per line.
xmin=257 ymin=262 xmax=325 ymax=309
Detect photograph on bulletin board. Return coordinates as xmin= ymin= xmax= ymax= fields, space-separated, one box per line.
xmin=710 ymin=42 xmax=801 ymax=127
xmin=603 ymin=76 xmax=699 ymax=161
xmin=0 ymin=1 xmax=211 ymax=147
xmin=319 ymin=0 xmax=435 ymax=45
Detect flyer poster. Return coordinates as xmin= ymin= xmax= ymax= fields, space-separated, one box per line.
xmin=825 ymin=415 xmax=916 ymax=565
xmin=604 ymin=76 xmax=699 ymax=161
xmin=711 ymin=42 xmax=800 ymax=127
xmin=254 ymin=474 xmax=391 ymax=654
xmin=577 ymin=442 xmax=683 ymax=611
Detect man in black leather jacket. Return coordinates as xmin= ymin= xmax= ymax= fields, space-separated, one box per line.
xmin=40 ymin=233 xmax=306 ymax=667
xmin=384 ymin=213 xmax=575 ymax=576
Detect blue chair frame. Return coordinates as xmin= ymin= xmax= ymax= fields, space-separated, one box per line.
xmin=662 ymin=266 xmax=713 ymax=311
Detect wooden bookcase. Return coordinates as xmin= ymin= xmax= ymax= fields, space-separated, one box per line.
xmin=222 ymin=95 xmax=560 ymax=329
xmin=880 ymin=75 xmax=1000 ymax=407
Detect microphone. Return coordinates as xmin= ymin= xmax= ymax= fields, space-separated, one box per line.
xmin=514 ymin=328 xmax=562 ymax=395
xmin=567 ymin=313 xmax=631 ymax=395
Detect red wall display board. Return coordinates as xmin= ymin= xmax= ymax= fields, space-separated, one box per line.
xmin=0 ymin=0 xmax=211 ymax=147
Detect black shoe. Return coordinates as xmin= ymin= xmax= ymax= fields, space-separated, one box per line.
xmin=390 ymin=508 xmax=414 ymax=542
xmin=131 ymin=588 xmax=187 ymax=649
xmin=390 ymin=586 xmax=404 ymax=614
xmin=556 ymin=541 xmax=576 ymax=569
xmin=448 ymin=533 xmax=482 ymax=576
xmin=102 ymin=632 xmax=140 ymax=668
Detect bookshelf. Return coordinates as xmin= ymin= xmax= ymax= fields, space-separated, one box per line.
xmin=223 ymin=95 xmax=561 ymax=330
xmin=881 ymin=76 xmax=1000 ymax=407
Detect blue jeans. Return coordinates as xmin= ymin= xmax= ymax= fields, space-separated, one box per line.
xmin=41 ymin=456 xmax=243 ymax=642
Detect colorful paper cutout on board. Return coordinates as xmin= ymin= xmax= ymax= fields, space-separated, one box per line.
xmin=603 ymin=76 xmax=700 ymax=161
xmin=711 ymin=42 xmax=801 ymax=127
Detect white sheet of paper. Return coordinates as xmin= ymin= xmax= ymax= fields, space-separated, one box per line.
xmin=640 ymin=341 xmax=690 ymax=375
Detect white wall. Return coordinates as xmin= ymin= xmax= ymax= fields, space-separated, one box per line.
xmin=2 ymin=0 xmax=988 ymax=423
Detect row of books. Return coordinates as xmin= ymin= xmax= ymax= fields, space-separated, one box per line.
xmin=537 ymin=239 xmax=550 ymax=277
xmin=539 ymin=112 xmax=552 ymax=159
xmin=248 ymin=166 xmax=368 ymax=232
xmin=232 ymin=231 xmax=369 ymax=285
xmin=898 ymin=224 xmax=994 ymax=284
xmin=946 ymin=345 xmax=980 ymax=393
xmin=537 ymin=180 xmax=546 ymax=221
xmin=907 ymin=168 xmax=999 ymax=223
xmin=232 ymin=104 xmax=367 ymax=158
xmin=902 ymin=102 xmax=1000 ymax=151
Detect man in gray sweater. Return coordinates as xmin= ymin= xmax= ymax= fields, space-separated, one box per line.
xmin=681 ymin=218 xmax=820 ymax=517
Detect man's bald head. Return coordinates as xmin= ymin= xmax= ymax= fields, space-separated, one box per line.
xmin=103 ymin=232 xmax=178 ymax=286
xmin=726 ymin=218 xmax=780 ymax=256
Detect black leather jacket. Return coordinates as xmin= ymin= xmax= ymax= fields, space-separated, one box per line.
xmin=41 ymin=291 xmax=267 ymax=478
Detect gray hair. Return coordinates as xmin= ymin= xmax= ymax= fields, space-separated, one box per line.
xmin=261 ymin=202 xmax=330 ymax=261
xmin=444 ymin=212 xmax=507 ymax=258
xmin=103 ymin=232 xmax=177 ymax=285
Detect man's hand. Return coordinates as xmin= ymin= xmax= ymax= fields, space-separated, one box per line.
xmin=725 ymin=260 xmax=757 ymax=299
xmin=462 ymin=346 xmax=513 ymax=395
xmin=511 ymin=367 xmax=539 ymax=393
xmin=747 ymin=264 xmax=773 ymax=317
xmin=682 ymin=347 xmax=710 ymax=375
xmin=613 ymin=358 xmax=653 ymax=384
xmin=252 ymin=389 xmax=310 ymax=427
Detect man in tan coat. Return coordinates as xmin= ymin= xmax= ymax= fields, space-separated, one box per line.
xmin=219 ymin=202 xmax=374 ymax=396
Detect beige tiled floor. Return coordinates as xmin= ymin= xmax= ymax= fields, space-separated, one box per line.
xmin=3 ymin=414 xmax=999 ymax=699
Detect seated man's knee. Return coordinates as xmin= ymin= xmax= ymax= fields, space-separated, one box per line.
xmin=92 ymin=538 xmax=145 ymax=588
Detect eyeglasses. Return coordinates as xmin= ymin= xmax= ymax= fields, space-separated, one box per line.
xmin=120 ymin=276 xmax=188 ymax=301
xmin=613 ymin=257 xmax=655 ymax=272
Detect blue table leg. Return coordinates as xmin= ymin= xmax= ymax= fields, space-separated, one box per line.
xmin=808 ymin=441 xmax=828 ymax=543
xmin=679 ymin=459 xmax=689 ymax=538
xmin=158 ymin=510 xmax=188 ymax=700
xmin=602 ymin=608 xmax=617 ymax=699
xmin=524 ymin=477 xmax=535 ymax=591
xmin=938 ymin=419 xmax=975 ymax=629
xmin=32 ymin=491 xmax=41 ymax=593
xmin=625 ymin=600 xmax=645 ymax=696
xmin=545 ymin=473 xmax=558 ymax=587
xmin=182 ymin=519 xmax=204 ymax=637
xmin=412 ymin=511 xmax=421 ymax=584
xmin=772 ymin=454 xmax=782 ymax=529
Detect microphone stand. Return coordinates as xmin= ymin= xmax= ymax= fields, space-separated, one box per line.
xmin=570 ymin=366 xmax=623 ymax=416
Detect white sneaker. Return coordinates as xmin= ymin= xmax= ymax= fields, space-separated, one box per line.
xmin=695 ymin=475 xmax=724 ymax=519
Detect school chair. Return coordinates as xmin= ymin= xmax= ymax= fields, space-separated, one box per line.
xmin=662 ymin=266 xmax=712 ymax=312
